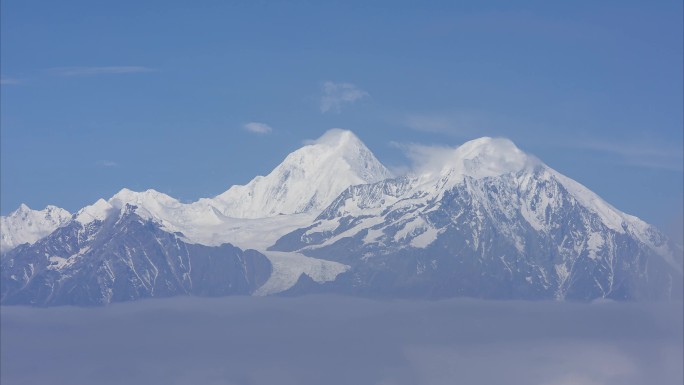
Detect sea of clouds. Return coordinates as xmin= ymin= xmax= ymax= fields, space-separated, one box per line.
xmin=1 ymin=296 xmax=681 ymax=385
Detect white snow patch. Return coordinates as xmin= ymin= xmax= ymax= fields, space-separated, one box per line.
xmin=48 ymin=246 xmax=92 ymax=271
xmin=410 ymin=226 xmax=441 ymax=248
xmin=304 ymin=219 xmax=340 ymax=236
xmin=586 ymin=232 xmax=604 ymax=260
xmin=309 ymin=216 xmax=386 ymax=249
xmin=519 ymin=200 xmax=544 ymax=232
xmin=394 ymin=217 xmax=427 ymax=242
xmin=555 ymin=263 xmax=571 ymax=299
xmin=513 ymin=236 xmax=525 ymax=253
xmin=363 ymin=227 xmax=385 ymax=244
xmin=47 ymin=256 xmax=68 ymax=270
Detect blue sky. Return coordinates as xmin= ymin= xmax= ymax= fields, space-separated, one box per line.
xmin=1 ymin=1 xmax=682 ymax=234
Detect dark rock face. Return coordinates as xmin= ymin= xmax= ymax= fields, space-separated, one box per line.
xmin=272 ymin=169 xmax=683 ymax=301
xmin=1 ymin=205 xmax=271 ymax=306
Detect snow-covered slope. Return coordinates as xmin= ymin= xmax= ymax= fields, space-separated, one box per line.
xmin=211 ymin=129 xmax=392 ymax=218
xmin=292 ymin=137 xmax=673 ymax=255
xmin=90 ymin=188 xmax=313 ymax=251
xmin=74 ymin=129 xmax=390 ymax=247
xmin=2 ymin=129 xmax=390 ymax=253
xmin=1 ymin=204 xmax=71 ymax=252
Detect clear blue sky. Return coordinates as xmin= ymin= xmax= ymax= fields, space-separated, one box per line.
xmin=1 ymin=1 xmax=682 ymax=235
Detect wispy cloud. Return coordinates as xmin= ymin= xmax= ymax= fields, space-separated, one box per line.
xmin=1 ymin=77 xmax=22 ymax=85
xmin=389 ymin=141 xmax=453 ymax=176
xmin=570 ymin=139 xmax=683 ymax=172
xmin=96 ymin=160 xmax=118 ymax=167
xmin=390 ymin=137 xmax=538 ymax=178
xmin=51 ymin=66 xmax=154 ymax=77
xmin=243 ymin=122 xmax=273 ymax=134
xmin=320 ymin=81 xmax=369 ymax=113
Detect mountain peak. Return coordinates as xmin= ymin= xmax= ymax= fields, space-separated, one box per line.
xmin=457 ymin=136 xmax=513 ymax=154
xmin=16 ymin=203 xmax=31 ymax=213
xmin=411 ymin=137 xmax=538 ymax=183
xmin=75 ymin=198 xmax=113 ymax=225
xmin=109 ymin=188 xmax=179 ymax=210
xmin=214 ymin=129 xmax=392 ymax=218
xmin=307 ymin=128 xmax=359 ymax=147
xmin=11 ymin=203 xmax=71 ymax=218
xmin=452 ymin=137 xmax=535 ymax=176
xmin=1 ymin=204 xmax=72 ymax=252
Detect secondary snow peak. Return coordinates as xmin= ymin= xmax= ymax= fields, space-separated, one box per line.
xmin=109 ymin=188 xmax=180 ymax=210
xmin=75 ymin=198 xmax=114 ymax=225
xmin=16 ymin=203 xmax=31 ymax=213
xmin=1 ymin=204 xmax=72 ymax=252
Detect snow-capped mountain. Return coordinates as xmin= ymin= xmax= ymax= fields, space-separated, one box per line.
xmin=1 ymin=129 xmax=389 ymax=252
xmin=0 ymin=130 xmax=379 ymax=304
xmin=272 ymin=137 xmax=683 ymax=300
xmin=1 ymin=204 xmax=71 ymax=252
xmin=39 ymin=129 xmax=391 ymax=251
xmin=2 ymin=132 xmax=681 ymax=305
xmin=211 ymin=128 xmax=392 ymax=218
xmin=1 ymin=204 xmax=272 ymax=306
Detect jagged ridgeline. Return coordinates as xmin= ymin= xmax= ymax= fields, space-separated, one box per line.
xmin=2 ymin=130 xmax=682 ymax=305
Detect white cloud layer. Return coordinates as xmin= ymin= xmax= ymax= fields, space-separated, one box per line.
xmin=1 ymin=297 xmax=681 ymax=385
xmin=320 ymin=81 xmax=369 ymax=113
xmin=243 ymin=122 xmax=273 ymax=134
